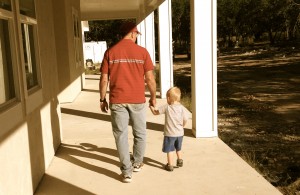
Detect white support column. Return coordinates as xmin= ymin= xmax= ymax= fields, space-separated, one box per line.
xmin=137 ymin=21 xmax=146 ymax=47
xmin=137 ymin=12 xmax=156 ymax=64
xmin=158 ymin=0 xmax=173 ymax=98
xmin=190 ymin=0 xmax=218 ymax=137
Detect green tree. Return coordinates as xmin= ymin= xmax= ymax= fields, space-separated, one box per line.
xmin=217 ymin=0 xmax=300 ymax=46
xmin=171 ymin=0 xmax=190 ymax=55
xmin=84 ymin=20 xmax=128 ymax=47
xmin=217 ymin=0 xmax=242 ymax=47
xmin=285 ymin=0 xmax=300 ymax=40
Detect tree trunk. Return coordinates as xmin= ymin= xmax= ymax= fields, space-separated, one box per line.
xmin=268 ymin=30 xmax=275 ymax=45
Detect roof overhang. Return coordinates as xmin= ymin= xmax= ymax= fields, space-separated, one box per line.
xmin=80 ymin=0 xmax=165 ymax=22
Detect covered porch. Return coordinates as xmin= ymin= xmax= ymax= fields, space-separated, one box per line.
xmin=80 ymin=0 xmax=218 ymax=138
xmin=35 ymin=75 xmax=280 ymax=194
xmin=0 ymin=0 xmax=281 ymax=194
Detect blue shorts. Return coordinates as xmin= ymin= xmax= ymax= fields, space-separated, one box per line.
xmin=162 ymin=136 xmax=183 ymax=153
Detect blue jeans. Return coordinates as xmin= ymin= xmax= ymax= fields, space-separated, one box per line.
xmin=110 ymin=103 xmax=146 ymax=176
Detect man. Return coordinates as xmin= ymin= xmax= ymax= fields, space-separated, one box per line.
xmin=99 ymin=21 xmax=157 ymax=183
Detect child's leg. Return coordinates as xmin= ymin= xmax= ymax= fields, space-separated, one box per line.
xmin=176 ymin=150 xmax=182 ymax=160
xmin=165 ymin=151 xmax=174 ymax=171
xmin=176 ymin=150 xmax=183 ymax=167
xmin=175 ymin=137 xmax=184 ymax=167
xmin=175 ymin=136 xmax=183 ymax=160
xmin=162 ymin=136 xmax=175 ymax=171
xmin=167 ymin=151 xmax=174 ymax=165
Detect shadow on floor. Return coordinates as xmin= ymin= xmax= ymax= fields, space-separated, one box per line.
xmin=58 ymin=143 xmax=166 ymax=180
xmin=61 ymin=108 xmax=194 ymax=137
xmin=35 ymin=175 xmax=95 ymax=195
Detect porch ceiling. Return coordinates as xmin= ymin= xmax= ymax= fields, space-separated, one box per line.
xmin=80 ymin=0 xmax=164 ymax=21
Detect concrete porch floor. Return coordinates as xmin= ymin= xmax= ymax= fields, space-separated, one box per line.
xmin=35 ymin=75 xmax=281 ymax=195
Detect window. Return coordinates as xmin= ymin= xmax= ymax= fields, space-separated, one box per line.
xmin=0 ymin=0 xmax=11 ymax=11
xmin=19 ymin=0 xmax=35 ymax=18
xmin=0 ymin=8 xmax=18 ymax=110
xmin=19 ymin=0 xmax=41 ymax=92
xmin=1 ymin=0 xmax=41 ymax=134
xmin=21 ymin=23 xmax=39 ymax=90
xmin=72 ymin=7 xmax=82 ymax=67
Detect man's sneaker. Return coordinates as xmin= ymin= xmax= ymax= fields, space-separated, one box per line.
xmin=122 ymin=174 xmax=132 ymax=183
xmin=133 ymin=163 xmax=144 ymax=172
xmin=177 ymin=159 xmax=183 ymax=167
xmin=165 ymin=163 xmax=174 ymax=172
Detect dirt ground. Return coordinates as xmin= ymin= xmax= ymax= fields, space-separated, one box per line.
xmin=172 ymin=45 xmax=300 ymax=194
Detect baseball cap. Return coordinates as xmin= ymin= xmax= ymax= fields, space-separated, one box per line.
xmin=120 ymin=21 xmax=141 ymax=35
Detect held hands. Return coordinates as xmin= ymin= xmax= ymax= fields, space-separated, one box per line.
xmin=149 ymin=105 xmax=155 ymax=113
xmin=149 ymin=97 xmax=159 ymax=115
xmin=149 ymin=105 xmax=159 ymax=115
xmin=100 ymin=100 xmax=109 ymax=113
xmin=148 ymin=97 xmax=156 ymax=108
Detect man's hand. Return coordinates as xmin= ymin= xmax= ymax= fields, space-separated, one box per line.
xmin=99 ymin=73 xmax=109 ymax=113
xmin=148 ymin=98 xmax=156 ymax=108
xmin=100 ymin=101 xmax=109 ymax=113
xmin=145 ymin=70 xmax=156 ymax=108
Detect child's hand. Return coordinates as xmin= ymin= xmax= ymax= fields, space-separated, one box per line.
xmin=149 ymin=106 xmax=159 ymax=115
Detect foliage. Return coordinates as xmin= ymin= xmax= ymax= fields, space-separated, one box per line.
xmin=217 ymin=0 xmax=300 ymax=46
xmin=171 ymin=0 xmax=190 ymax=54
xmin=84 ymin=1 xmax=300 ymax=51
xmin=84 ymin=19 xmax=134 ymax=47
xmin=84 ymin=1 xmax=191 ymax=55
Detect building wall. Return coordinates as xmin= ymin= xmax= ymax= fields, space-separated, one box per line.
xmin=0 ymin=0 xmax=71 ymax=193
xmin=53 ymin=0 xmax=85 ymax=103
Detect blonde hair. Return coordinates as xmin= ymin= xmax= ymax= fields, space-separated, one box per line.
xmin=167 ymin=87 xmax=181 ymax=102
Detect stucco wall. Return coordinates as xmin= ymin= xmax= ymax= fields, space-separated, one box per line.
xmin=53 ymin=0 xmax=85 ymax=103
xmin=0 ymin=0 xmax=63 ymax=194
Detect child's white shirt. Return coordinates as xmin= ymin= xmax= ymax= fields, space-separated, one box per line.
xmin=157 ymin=103 xmax=191 ymax=137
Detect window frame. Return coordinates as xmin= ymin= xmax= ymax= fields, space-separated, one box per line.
xmin=16 ymin=0 xmax=43 ymax=114
xmin=0 ymin=7 xmax=21 ymax=112
xmin=19 ymin=14 xmax=42 ymax=94
xmin=72 ymin=7 xmax=82 ymax=68
xmin=0 ymin=3 xmax=23 ymax=138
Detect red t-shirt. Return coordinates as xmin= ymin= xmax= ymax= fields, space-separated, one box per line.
xmin=100 ymin=39 xmax=154 ymax=104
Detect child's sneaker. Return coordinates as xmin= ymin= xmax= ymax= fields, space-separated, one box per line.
xmin=122 ymin=174 xmax=132 ymax=183
xmin=177 ymin=159 xmax=183 ymax=167
xmin=165 ymin=163 xmax=174 ymax=171
xmin=133 ymin=163 xmax=144 ymax=172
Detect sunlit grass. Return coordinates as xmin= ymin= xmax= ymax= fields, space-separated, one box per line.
xmin=181 ymin=93 xmax=192 ymax=112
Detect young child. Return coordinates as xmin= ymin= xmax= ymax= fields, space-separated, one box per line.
xmin=150 ymin=87 xmax=191 ymax=171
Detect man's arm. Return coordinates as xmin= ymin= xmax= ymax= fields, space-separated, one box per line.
xmin=145 ymin=70 xmax=156 ymax=107
xmin=99 ymin=73 xmax=109 ymax=112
